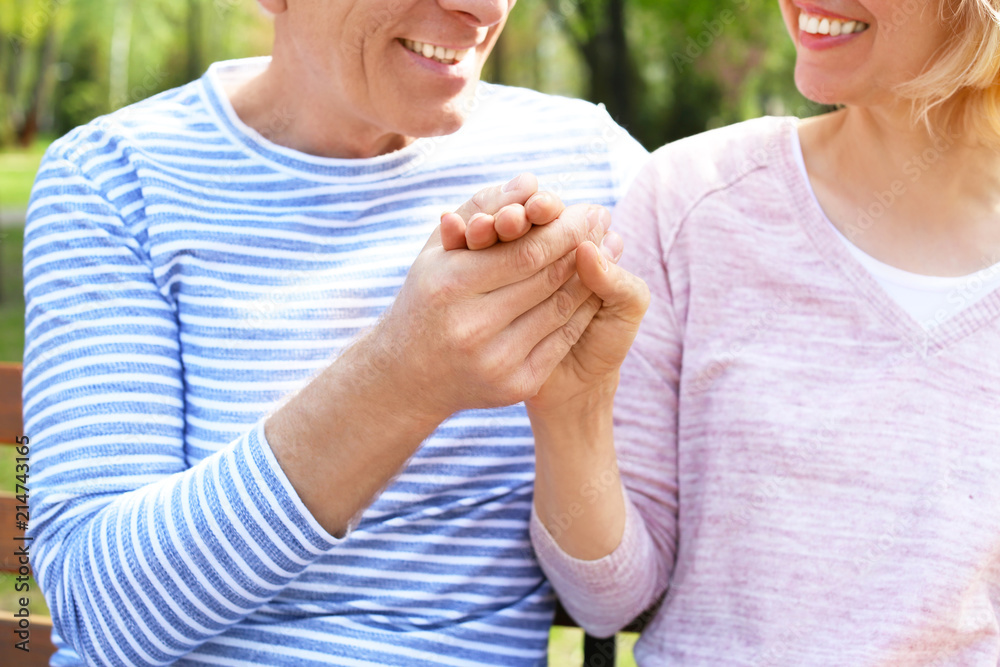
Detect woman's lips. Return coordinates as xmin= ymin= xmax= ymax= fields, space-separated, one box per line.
xmin=798 ymin=10 xmax=869 ymax=37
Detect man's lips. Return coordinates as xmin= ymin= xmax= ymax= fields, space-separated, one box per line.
xmin=400 ymin=39 xmax=473 ymax=65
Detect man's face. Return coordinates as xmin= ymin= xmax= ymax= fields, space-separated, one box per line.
xmin=276 ymin=0 xmax=515 ymax=142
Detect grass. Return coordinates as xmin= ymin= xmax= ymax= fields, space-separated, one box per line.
xmin=0 ymin=226 xmax=24 ymax=362
xmin=0 ymin=139 xmax=49 ymax=209
xmin=549 ymin=626 xmax=640 ymax=666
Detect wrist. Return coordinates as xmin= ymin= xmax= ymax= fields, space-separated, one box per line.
xmin=526 ymin=373 xmax=619 ymax=429
xmin=348 ymin=321 xmax=456 ymax=431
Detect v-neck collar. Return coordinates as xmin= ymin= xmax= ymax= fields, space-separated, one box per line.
xmin=774 ymin=118 xmax=1000 ymax=358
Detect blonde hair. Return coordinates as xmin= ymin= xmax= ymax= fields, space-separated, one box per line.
xmin=897 ymin=0 xmax=1000 ymax=145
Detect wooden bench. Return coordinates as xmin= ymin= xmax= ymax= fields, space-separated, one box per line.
xmin=0 ymin=362 xmax=56 ymax=665
xmin=0 ymin=362 xmax=643 ymax=666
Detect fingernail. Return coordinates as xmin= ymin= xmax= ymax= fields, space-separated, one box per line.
xmin=502 ymin=174 xmax=523 ymax=193
xmin=599 ymin=207 xmax=612 ymax=233
xmin=469 ymin=212 xmax=491 ymax=226
xmin=601 ymin=232 xmax=624 ymax=261
xmin=599 ymin=248 xmax=609 ymax=271
xmin=588 ymin=207 xmax=601 ymax=232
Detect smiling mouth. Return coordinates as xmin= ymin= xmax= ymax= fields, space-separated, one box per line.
xmin=401 ymin=39 xmax=471 ymax=65
xmin=798 ymin=11 xmax=870 ymax=36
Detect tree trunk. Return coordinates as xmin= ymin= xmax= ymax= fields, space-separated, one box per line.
xmin=186 ymin=0 xmax=204 ymax=83
xmin=18 ymin=22 xmax=57 ymax=147
xmin=109 ymin=0 xmax=134 ymax=109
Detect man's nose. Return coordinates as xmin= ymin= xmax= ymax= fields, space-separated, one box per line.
xmin=438 ymin=0 xmax=510 ymax=28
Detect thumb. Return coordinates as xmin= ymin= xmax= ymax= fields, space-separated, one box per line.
xmin=575 ymin=238 xmax=650 ymax=325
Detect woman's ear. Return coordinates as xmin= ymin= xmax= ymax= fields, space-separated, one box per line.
xmin=257 ymin=0 xmax=287 ymax=17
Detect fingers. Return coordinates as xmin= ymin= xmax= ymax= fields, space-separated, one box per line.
xmin=453 ymin=173 xmax=539 ymax=223
xmin=476 ymin=192 xmax=563 ymax=247
xmin=525 ymin=191 xmax=564 ymax=227
xmin=444 ymin=176 xmax=562 ymax=252
xmin=487 ymin=205 xmax=610 ymax=327
xmin=576 ymin=235 xmax=651 ymax=326
xmin=502 ymin=231 xmax=624 ymax=363
xmin=462 ymin=204 xmax=611 ymax=292
xmin=522 ymin=293 xmax=603 ymax=387
xmin=466 ymin=212 xmax=499 ymax=250
xmin=440 ymin=212 xmax=468 ymax=251
xmin=495 ymin=205 xmax=529 ymax=243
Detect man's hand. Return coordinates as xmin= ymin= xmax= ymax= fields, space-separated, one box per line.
xmin=382 ymin=201 xmax=613 ymax=418
xmin=266 ymin=178 xmax=614 ymax=536
xmin=441 ymin=174 xmax=565 ymax=250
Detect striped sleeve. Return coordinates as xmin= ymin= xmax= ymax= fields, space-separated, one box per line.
xmin=23 ymin=148 xmax=342 ymax=666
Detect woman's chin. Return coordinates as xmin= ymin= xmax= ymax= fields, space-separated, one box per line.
xmin=794 ymin=71 xmax=844 ymax=107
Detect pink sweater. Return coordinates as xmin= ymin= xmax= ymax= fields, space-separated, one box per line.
xmin=531 ymin=117 xmax=1000 ymax=666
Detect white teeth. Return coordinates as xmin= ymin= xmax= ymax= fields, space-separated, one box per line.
xmin=798 ymin=12 xmax=868 ymax=36
xmin=402 ymin=39 xmax=467 ymax=65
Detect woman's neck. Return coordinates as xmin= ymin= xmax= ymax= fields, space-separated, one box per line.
xmin=799 ymin=105 xmax=1000 ymax=276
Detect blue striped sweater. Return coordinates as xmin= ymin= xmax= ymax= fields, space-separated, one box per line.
xmin=24 ymin=57 xmax=648 ymax=666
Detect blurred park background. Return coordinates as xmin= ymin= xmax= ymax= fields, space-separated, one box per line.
xmin=0 ymin=0 xmax=823 ymax=663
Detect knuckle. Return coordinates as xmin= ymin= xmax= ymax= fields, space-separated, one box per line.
xmin=550 ymin=287 xmax=579 ymax=324
xmin=513 ymin=236 xmax=547 ymax=275
xmin=470 ymin=187 xmax=496 ymax=215
xmin=426 ymin=273 xmax=460 ymax=307
xmin=449 ymin=315 xmax=485 ymax=354
xmin=637 ymin=279 xmax=652 ymax=312
xmin=561 ymin=313 xmax=588 ymax=347
xmin=534 ymin=255 xmax=571 ymax=299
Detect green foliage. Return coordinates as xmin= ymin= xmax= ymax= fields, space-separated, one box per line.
xmin=1 ymin=0 xmax=273 ymax=147
xmin=489 ymin=0 xmax=822 ymax=150
xmin=2 ymin=0 xmax=818 ymax=152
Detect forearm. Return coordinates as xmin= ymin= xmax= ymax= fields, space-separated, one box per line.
xmin=265 ymin=323 xmax=450 ymax=537
xmin=529 ymin=382 xmax=626 ymax=561
xmin=34 ymin=423 xmax=341 ymax=666
xmin=529 ymin=382 xmax=665 ymax=637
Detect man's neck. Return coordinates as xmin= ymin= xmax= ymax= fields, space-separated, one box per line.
xmin=226 ymin=59 xmax=414 ymax=160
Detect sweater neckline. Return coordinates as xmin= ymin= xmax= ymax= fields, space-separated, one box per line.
xmin=777 ymin=118 xmax=1000 ymax=357
xmin=198 ymin=57 xmax=441 ymax=183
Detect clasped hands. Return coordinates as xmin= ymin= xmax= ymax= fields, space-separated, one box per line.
xmin=380 ymin=173 xmax=649 ymax=424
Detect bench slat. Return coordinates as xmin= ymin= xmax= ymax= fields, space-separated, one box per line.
xmin=0 ymin=613 xmax=55 ymax=666
xmin=0 ymin=363 xmax=21 ymax=444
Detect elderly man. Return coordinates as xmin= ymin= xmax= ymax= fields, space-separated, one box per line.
xmin=24 ymin=0 xmax=647 ymax=664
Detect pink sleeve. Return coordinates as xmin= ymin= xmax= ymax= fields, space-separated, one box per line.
xmin=530 ymin=158 xmax=683 ymax=637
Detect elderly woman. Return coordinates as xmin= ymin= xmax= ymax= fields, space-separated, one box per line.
xmin=525 ymin=0 xmax=1000 ymax=663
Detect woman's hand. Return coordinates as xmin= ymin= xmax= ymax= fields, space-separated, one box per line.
xmin=440 ymin=173 xmax=566 ymax=251
xmin=525 ymin=235 xmax=650 ymax=418
xmin=527 ymin=236 xmax=649 ymax=562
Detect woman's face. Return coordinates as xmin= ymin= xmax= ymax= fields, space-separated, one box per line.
xmin=777 ymin=0 xmax=954 ymax=107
